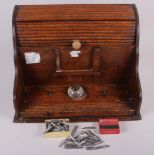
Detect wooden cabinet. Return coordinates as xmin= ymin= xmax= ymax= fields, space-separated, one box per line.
xmin=13 ymin=4 xmax=142 ymax=122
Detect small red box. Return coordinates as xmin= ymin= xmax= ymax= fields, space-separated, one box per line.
xmin=99 ymin=119 xmax=120 ymax=134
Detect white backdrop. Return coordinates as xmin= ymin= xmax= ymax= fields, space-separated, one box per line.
xmin=0 ymin=0 xmax=153 ymax=155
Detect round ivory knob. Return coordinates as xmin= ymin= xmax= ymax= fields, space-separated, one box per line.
xmin=72 ymin=40 xmax=81 ymax=50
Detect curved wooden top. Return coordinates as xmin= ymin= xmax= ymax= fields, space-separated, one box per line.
xmin=15 ymin=4 xmax=136 ymax=21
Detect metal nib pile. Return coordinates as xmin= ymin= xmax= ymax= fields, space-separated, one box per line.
xmin=59 ymin=126 xmax=110 ymax=150
xmin=44 ymin=120 xmax=69 ymax=134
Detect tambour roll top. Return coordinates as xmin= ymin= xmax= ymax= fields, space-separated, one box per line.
xmin=15 ymin=4 xmax=136 ymax=46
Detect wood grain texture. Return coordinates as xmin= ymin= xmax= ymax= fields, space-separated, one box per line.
xmin=13 ymin=5 xmax=24 ymax=117
xmin=13 ymin=4 xmax=142 ymax=122
xmin=16 ymin=4 xmax=136 ymax=21
xmin=20 ymin=84 xmax=136 ymax=119
xmin=16 ymin=21 xmax=136 ymax=46
xmin=18 ymin=45 xmax=135 ymax=84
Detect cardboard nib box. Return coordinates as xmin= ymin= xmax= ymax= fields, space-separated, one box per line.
xmin=43 ymin=119 xmax=71 ymax=138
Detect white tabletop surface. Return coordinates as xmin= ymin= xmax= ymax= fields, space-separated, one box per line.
xmin=0 ymin=0 xmax=153 ymax=155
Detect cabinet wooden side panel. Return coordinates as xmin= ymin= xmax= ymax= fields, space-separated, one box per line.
xmin=128 ymin=4 xmax=142 ymax=117
xmin=13 ymin=6 xmax=24 ymax=118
